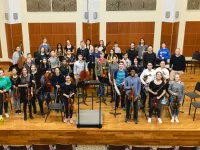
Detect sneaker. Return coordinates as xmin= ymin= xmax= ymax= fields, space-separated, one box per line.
xmin=158 ymin=118 xmax=162 ymax=124
xmin=70 ymin=118 xmax=73 ymax=124
xmin=175 ymin=116 xmax=179 ymax=123
xmin=63 ymin=118 xmax=68 ymax=123
xmin=148 ymin=118 xmax=151 ymax=123
xmin=18 ymin=110 xmax=22 ymax=115
xmin=171 ymin=116 xmax=175 ymax=123
xmin=5 ymin=113 xmax=9 ymax=118
xmin=125 ymin=118 xmax=129 ymax=123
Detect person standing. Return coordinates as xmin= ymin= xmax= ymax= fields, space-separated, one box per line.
xmin=38 ymin=37 xmax=51 ymax=54
xmin=124 ymin=67 xmax=141 ymax=124
xmin=136 ymin=38 xmax=148 ymax=62
xmin=76 ymin=41 xmax=89 ymax=61
xmin=158 ymin=42 xmax=170 ymax=63
xmin=143 ymin=46 xmax=157 ymax=68
xmin=126 ymin=42 xmax=138 ymax=64
xmin=12 ymin=46 xmax=22 ymax=65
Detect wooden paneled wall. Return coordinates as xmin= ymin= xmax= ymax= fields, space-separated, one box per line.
xmin=106 ymin=22 xmax=155 ymax=53
xmin=0 ymin=41 xmax=2 ymax=58
xmin=183 ymin=21 xmax=200 ymax=56
xmin=29 ymin=23 xmax=76 ymax=56
xmin=160 ymin=22 xmax=179 ymax=54
xmin=83 ymin=23 xmax=100 ymax=46
xmin=5 ymin=23 xmax=23 ymax=59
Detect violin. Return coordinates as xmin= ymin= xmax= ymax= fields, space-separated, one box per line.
xmin=171 ymin=88 xmax=180 ymax=110
xmin=1 ymin=87 xmax=11 ymax=102
xmin=68 ymin=91 xmax=74 ymax=110
xmin=128 ymin=84 xmax=137 ymax=102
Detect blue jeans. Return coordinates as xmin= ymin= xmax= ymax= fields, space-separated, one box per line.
xmin=149 ymin=97 xmax=161 ymax=118
xmin=98 ymin=84 xmax=105 ymax=97
xmin=170 ymin=96 xmax=180 ymax=116
xmin=126 ymin=95 xmax=138 ymax=119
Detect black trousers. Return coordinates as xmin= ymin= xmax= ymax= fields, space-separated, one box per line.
xmin=115 ymin=86 xmax=126 ymax=108
xmin=140 ymin=86 xmax=147 ymax=108
xmin=32 ymin=93 xmax=44 ymax=113
xmin=126 ymin=95 xmax=138 ymax=119
xmin=63 ymin=96 xmax=73 ymax=118
xmin=20 ymin=88 xmax=32 ymax=116
xmin=0 ymin=94 xmax=8 ymax=115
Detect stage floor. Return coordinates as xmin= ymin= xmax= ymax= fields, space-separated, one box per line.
xmin=0 ymin=71 xmax=200 ymax=146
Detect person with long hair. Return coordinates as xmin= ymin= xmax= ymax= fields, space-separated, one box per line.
xmin=10 ymin=68 xmax=21 ymax=114
xmin=121 ymin=53 xmax=131 ymax=69
xmin=60 ymin=58 xmax=72 ymax=77
xmin=131 ymin=57 xmax=143 ymax=77
xmin=107 ymin=49 xmax=118 ymax=64
xmin=64 ymin=40 xmax=75 ymax=55
xmin=98 ymin=40 xmax=106 ymax=53
xmin=113 ymin=42 xmax=121 ymax=54
xmin=148 ymin=71 xmax=166 ymax=124
xmin=136 ymin=38 xmax=148 ymax=60
xmin=38 ymin=58 xmax=50 ymax=76
xmin=86 ymin=39 xmax=94 ymax=53
xmin=18 ymin=67 xmax=34 ymax=120
xmin=57 ymin=75 xmax=76 ymax=124
xmin=0 ymin=68 xmax=12 ymax=120
xmin=37 ymin=47 xmax=48 ymax=63
xmin=55 ymin=43 xmax=64 ymax=57
xmin=64 ymin=49 xmax=75 ymax=71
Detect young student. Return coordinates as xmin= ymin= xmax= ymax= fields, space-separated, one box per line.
xmin=158 ymin=42 xmax=170 ymax=63
xmin=48 ymin=50 xmax=60 ymax=69
xmin=113 ymin=42 xmax=121 ymax=54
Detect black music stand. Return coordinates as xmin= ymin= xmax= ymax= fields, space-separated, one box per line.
xmin=110 ymin=85 xmax=121 ymax=118
xmin=77 ymin=81 xmax=88 ymax=106
xmin=96 ymin=76 xmax=108 ymax=105
xmin=77 ymin=80 xmax=102 ymax=128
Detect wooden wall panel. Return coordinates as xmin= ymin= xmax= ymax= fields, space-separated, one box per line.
xmin=160 ymin=22 xmax=179 ymax=55
xmin=183 ymin=21 xmax=200 ymax=56
xmin=106 ymin=22 xmax=155 ymax=53
xmin=28 ymin=23 xmax=76 ymax=56
xmin=5 ymin=23 xmax=23 ymax=59
xmin=82 ymin=22 xmax=100 ymax=46
xmin=0 ymin=41 xmax=2 ymax=58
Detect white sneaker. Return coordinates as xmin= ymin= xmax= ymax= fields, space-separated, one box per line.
xmin=171 ymin=116 xmax=175 ymax=123
xmin=63 ymin=118 xmax=68 ymax=123
xmin=70 ymin=118 xmax=73 ymax=124
xmin=158 ymin=118 xmax=162 ymax=124
xmin=175 ymin=116 xmax=179 ymax=123
xmin=148 ymin=118 xmax=151 ymax=123
xmin=5 ymin=113 xmax=9 ymax=118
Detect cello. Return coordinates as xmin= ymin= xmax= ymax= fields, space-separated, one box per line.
xmin=17 ymin=41 xmax=26 ymax=69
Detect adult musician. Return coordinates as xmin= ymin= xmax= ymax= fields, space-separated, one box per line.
xmin=86 ymin=39 xmax=94 ymax=53
xmin=113 ymin=42 xmax=121 ymax=54
xmin=0 ymin=69 xmax=12 ymax=120
xmin=55 ymin=43 xmax=64 ymax=57
xmin=64 ymin=49 xmax=75 ymax=71
xmin=30 ymin=64 xmax=44 ymax=114
xmin=64 ymin=40 xmax=75 ymax=55
xmin=121 ymin=53 xmax=131 ymax=70
xmin=10 ymin=68 xmax=21 ymax=114
xmin=92 ymin=45 xmax=100 ymax=59
xmin=24 ymin=57 xmax=32 ymax=74
xmin=18 ymin=67 xmax=33 ymax=120
xmin=148 ymin=71 xmax=166 ymax=124
xmin=143 ymin=46 xmax=156 ymax=68
xmin=136 ymin=38 xmax=148 ymax=61
xmin=124 ymin=67 xmax=141 ymax=124
xmin=95 ymin=51 xmax=109 ymax=98
xmin=155 ymin=60 xmax=169 ymax=82
xmin=140 ymin=62 xmax=156 ymax=109
xmin=60 ymin=58 xmax=72 ymax=77
xmin=158 ymin=42 xmax=170 ymax=63
xmin=48 ymin=50 xmax=60 ymax=69
xmin=169 ymin=48 xmax=186 ymax=83
xmin=108 ymin=56 xmax=119 ymax=103
xmin=38 ymin=37 xmax=51 ymax=54
xmin=126 ymin=42 xmax=138 ymax=64
xmin=38 ymin=57 xmax=50 ymax=76
xmin=58 ymin=75 xmax=76 ymax=124
xmin=37 ymin=47 xmax=48 ymax=63
xmin=88 ymin=45 xmax=95 ymax=80
xmin=12 ymin=46 xmax=21 ymax=65
xmin=131 ymin=57 xmax=143 ymax=77
xmin=76 ymin=41 xmax=89 ymax=61
xmin=107 ymin=49 xmax=118 ymax=64
xmin=113 ymin=61 xmax=128 ymax=109
xmin=168 ymin=74 xmax=184 ymax=123
xmin=98 ymin=40 xmax=106 ymax=53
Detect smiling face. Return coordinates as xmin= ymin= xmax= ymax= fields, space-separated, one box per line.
xmin=156 ymin=72 xmax=162 ymax=80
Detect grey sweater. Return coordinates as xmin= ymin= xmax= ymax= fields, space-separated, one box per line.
xmin=168 ymin=82 xmax=184 ymax=101
xmin=124 ymin=75 xmax=141 ymax=96
xmin=136 ymin=45 xmax=148 ymax=59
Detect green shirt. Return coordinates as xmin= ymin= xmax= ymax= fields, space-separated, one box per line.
xmin=0 ymin=76 xmax=12 ymax=91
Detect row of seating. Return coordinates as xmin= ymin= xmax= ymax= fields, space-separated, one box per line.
xmin=108 ymin=146 xmax=198 ymax=150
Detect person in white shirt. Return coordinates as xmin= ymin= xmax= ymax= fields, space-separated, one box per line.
xmin=121 ymin=53 xmax=131 ymax=70
xmin=155 ymin=60 xmax=169 ymax=82
xmin=140 ymin=62 xmax=156 ymax=109
xmin=113 ymin=42 xmax=121 ymax=54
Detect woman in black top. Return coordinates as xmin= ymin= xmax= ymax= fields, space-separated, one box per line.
xmin=64 ymin=49 xmax=75 ymax=70
xmin=58 ymin=75 xmax=76 ymax=124
xmin=38 ymin=58 xmax=50 ymax=76
xmin=60 ymin=59 xmax=72 ymax=77
xmin=132 ymin=57 xmax=143 ymax=77
xmin=148 ymin=71 xmax=166 ymax=124
xmin=37 ymin=47 xmax=48 ymax=63
xmin=55 ymin=43 xmax=64 ymax=57
xmin=64 ymin=40 xmax=75 ymax=55
xmin=10 ymin=68 xmax=21 ymax=114
xmin=18 ymin=67 xmax=33 ymax=121
xmin=51 ymin=67 xmax=65 ymax=103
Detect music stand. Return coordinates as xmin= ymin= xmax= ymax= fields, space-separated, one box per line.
xmin=110 ymin=85 xmax=121 ymax=118
xmin=77 ymin=81 xmax=88 ymax=106
xmin=96 ymin=76 xmax=108 ymax=105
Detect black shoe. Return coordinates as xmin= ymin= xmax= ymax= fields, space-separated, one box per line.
xmin=33 ymin=109 xmax=37 ymax=114
xmin=15 ymin=110 xmax=18 ymax=114
xmin=24 ymin=114 xmax=27 ymax=121
xmin=29 ymin=115 xmax=34 ymax=119
xmin=125 ymin=118 xmax=129 ymax=123
xmin=110 ymin=99 xmax=114 ymax=103
xmin=134 ymin=118 xmax=138 ymax=124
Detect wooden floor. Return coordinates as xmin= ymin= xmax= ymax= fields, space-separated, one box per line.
xmin=0 ymin=67 xmax=200 ymax=146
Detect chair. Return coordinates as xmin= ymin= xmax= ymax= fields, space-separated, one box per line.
xmin=32 ymin=144 xmax=50 ymax=150
xmin=108 ymin=145 xmax=126 ymax=150
xmin=55 ymin=144 xmax=73 ymax=150
xmin=132 ymin=147 xmax=152 ymax=150
xmin=9 ymin=146 xmax=27 ymax=150
xmin=183 ymin=82 xmax=200 ymax=106
xmin=157 ymin=147 xmax=175 ymax=150
xmin=45 ymin=103 xmax=64 ymax=122
xmin=0 ymin=145 xmax=4 ymax=150
xmin=189 ymin=102 xmax=200 ymax=121
xmin=179 ymin=146 xmax=197 ymax=150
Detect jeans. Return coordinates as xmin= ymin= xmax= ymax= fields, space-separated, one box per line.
xmin=0 ymin=94 xmax=8 ymax=115
xmin=12 ymin=90 xmax=21 ymax=110
xmin=63 ymin=96 xmax=73 ymax=118
xmin=170 ymin=96 xmax=180 ymax=116
xmin=149 ymin=97 xmax=162 ymax=118
xmin=126 ymin=95 xmax=138 ymax=119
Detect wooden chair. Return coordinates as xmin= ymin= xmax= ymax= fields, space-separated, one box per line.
xmin=32 ymin=144 xmax=50 ymax=150
xmin=132 ymin=147 xmax=152 ymax=150
xmin=9 ymin=146 xmax=27 ymax=150
xmin=179 ymin=146 xmax=197 ymax=150
xmin=108 ymin=145 xmax=126 ymax=150
xmin=56 ymin=144 xmax=73 ymax=150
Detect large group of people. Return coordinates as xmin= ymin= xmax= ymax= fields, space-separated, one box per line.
xmin=0 ymin=37 xmax=187 ymax=125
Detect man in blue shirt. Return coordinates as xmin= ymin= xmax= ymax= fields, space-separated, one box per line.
xmin=124 ymin=66 xmax=141 ymax=124
xmin=158 ymin=42 xmax=170 ymax=63
xmin=114 ymin=61 xmax=128 ymax=109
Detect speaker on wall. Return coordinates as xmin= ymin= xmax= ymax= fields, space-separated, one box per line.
xmin=13 ymin=13 xmax=18 ymax=20
xmin=84 ymin=12 xmax=89 ymax=19
xmin=175 ymin=11 xmax=179 ymax=18
xmin=165 ymin=11 xmax=170 ymax=18
xmin=93 ymin=12 xmax=98 ymax=19
xmin=5 ymin=13 xmax=9 ymax=20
